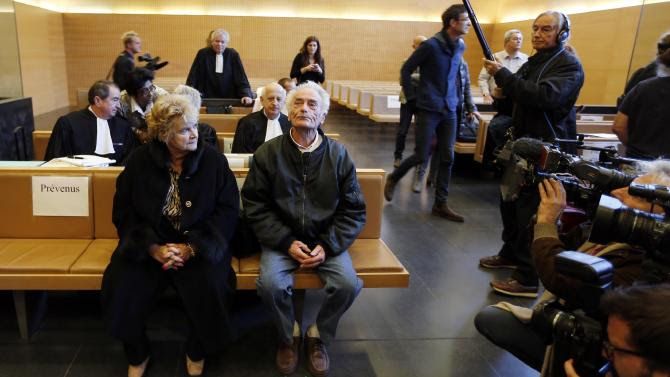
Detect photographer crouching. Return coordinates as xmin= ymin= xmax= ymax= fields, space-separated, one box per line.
xmin=475 ymin=161 xmax=670 ymax=374
xmin=565 ymin=284 xmax=670 ymax=377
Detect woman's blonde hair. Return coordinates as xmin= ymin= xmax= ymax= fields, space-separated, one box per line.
xmin=146 ymin=94 xmax=198 ymax=142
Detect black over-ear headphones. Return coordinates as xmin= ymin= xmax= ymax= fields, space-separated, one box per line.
xmin=557 ymin=12 xmax=571 ymax=44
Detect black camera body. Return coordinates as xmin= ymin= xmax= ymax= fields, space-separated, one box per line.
xmin=138 ymin=53 xmax=168 ymax=71
xmin=497 ymin=138 xmax=635 ymax=214
xmin=530 ymin=251 xmax=614 ymax=376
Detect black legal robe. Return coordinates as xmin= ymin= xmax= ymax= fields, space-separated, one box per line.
xmin=44 ymin=108 xmax=135 ymax=165
xmin=186 ymin=47 xmax=253 ymax=99
xmin=231 ymin=110 xmax=290 ymax=153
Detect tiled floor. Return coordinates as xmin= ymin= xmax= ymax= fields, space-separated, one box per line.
xmin=1 ymin=105 xmax=539 ymax=376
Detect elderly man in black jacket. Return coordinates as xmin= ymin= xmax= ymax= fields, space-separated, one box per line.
xmin=479 ymin=11 xmax=585 ymax=298
xmin=241 ymin=81 xmax=366 ymax=377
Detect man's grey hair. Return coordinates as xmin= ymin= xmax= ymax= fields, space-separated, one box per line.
xmin=639 ymin=159 xmax=670 ymax=184
xmin=208 ymin=28 xmax=229 ymax=45
xmin=504 ymin=29 xmax=522 ymax=43
xmin=261 ymin=82 xmax=286 ymax=100
xmin=173 ymin=84 xmax=202 ymax=110
xmin=535 ymin=11 xmax=565 ymax=31
xmin=121 ymin=31 xmax=139 ymax=45
xmin=286 ymin=81 xmax=330 ymax=115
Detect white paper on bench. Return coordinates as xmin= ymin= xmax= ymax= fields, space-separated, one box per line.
xmin=387 ymin=95 xmax=401 ymax=109
xmin=580 ymin=115 xmax=604 ymax=122
xmin=32 ymin=176 xmax=90 ymax=216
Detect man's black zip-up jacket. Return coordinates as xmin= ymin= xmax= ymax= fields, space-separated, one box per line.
xmin=241 ymin=130 xmax=366 ymax=256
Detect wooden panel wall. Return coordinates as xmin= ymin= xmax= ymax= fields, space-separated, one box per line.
xmin=484 ymin=6 xmax=640 ymax=105
xmin=62 ymin=13 xmax=492 ymax=106
xmin=14 ymin=3 xmax=70 ymax=115
xmin=0 ymin=10 xmax=23 ymax=99
xmin=628 ymin=1 xmax=670 ymax=77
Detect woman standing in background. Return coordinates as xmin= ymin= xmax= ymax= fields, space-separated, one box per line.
xmin=290 ymin=36 xmax=325 ymax=84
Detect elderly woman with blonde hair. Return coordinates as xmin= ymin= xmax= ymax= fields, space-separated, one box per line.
xmin=101 ymin=94 xmax=240 ymax=377
xmin=173 ymin=84 xmax=219 ymax=150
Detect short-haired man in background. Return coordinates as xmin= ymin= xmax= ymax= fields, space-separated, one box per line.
xmin=112 ymin=31 xmax=141 ymax=92
xmin=385 ymin=4 xmax=471 ymax=222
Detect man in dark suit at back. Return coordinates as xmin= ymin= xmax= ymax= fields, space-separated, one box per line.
xmin=112 ymin=31 xmax=141 ymax=92
xmin=232 ymin=83 xmax=290 ymax=153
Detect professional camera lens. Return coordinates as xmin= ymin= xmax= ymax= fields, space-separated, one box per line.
xmin=590 ymin=195 xmax=670 ymax=256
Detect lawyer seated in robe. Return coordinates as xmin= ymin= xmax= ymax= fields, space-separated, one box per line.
xmin=44 ymin=80 xmax=135 ymax=165
xmin=186 ymin=28 xmax=253 ymax=105
xmin=232 ymin=83 xmax=290 ymax=153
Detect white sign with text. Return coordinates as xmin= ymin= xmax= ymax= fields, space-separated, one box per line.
xmin=32 ymin=176 xmax=89 ymax=216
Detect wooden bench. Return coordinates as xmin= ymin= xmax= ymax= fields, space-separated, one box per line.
xmin=33 ymin=131 xmax=341 ymax=159
xmin=0 ymin=166 xmax=408 ymax=339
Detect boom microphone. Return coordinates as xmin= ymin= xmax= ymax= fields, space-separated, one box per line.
xmin=462 ymin=0 xmax=495 ymax=60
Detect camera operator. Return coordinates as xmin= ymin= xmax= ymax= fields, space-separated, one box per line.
xmin=564 ymin=284 xmax=670 ymax=377
xmin=475 ymin=161 xmax=670 ymax=372
xmin=480 ymin=11 xmax=585 ymax=297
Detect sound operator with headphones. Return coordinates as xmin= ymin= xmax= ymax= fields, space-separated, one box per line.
xmin=479 ymin=11 xmax=585 ymax=298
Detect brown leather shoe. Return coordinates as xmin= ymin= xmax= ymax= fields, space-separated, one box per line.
xmin=384 ymin=176 xmax=397 ymax=202
xmin=276 ymin=336 xmax=301 ymax=375
xmin=431 ymin=202 xmax=464 ymax=222
xmin=479 ymin=255 xmax=519 ymax=270
xmin=490 ymin=278 xmax=538 ymax=298
xmin=305 ymin=335 xmax=329 ymax=377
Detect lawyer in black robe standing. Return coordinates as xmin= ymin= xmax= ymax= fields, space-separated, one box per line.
xmin=44 ymin=80 xmax=135 ymax=165
xmin=101 ymin=94 xmax=239 ymax=377
xmin=232 ymin=83 xmax=290 ymax=153
xmin=186 ymin=29 xmax=253 ymax=105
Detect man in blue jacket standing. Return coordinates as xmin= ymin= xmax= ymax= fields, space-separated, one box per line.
xmin=384 ymin=4 xmax=470 ymax=222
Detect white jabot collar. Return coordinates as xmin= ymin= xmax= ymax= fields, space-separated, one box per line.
xmin=88 ymin=106 xmax=115 ymax=155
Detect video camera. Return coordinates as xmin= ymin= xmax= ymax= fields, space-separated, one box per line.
xmin=138 ymin=53 xmax=168 ymax=71
xmin=590 ymin=186 xmax=670 ymax=264
xmin=497 ymin=138 xmax=636 ymax=214
xmin=531 ymin=251 xmax=614 ymax=376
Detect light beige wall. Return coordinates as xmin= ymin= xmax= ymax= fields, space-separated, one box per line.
xmin=485 ymin=6 xmax=640 ymax=105
xmin=628 ymin=1 xmax=670 ymax=77
xmin=62 ymin=13 xmax=492 ymax=105
xmin=14 ymin=3 xmax=69 ymax=115
xmin=0 ymin=3 xmax=23 ymax=99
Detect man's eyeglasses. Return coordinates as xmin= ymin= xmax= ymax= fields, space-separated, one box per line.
xmin=659 ymin=43 xmax=670 ymax=51
xmin=602 ymin=340 xmax=645 ymax=360
xmin=457 ymin=18 xmax=471 ymax=23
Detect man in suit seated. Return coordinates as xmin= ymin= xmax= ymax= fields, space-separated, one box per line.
xmin=44 ymin=80 xmax=135 ymax=165
xmin=232 ymin=83 xmax=290 ymax=153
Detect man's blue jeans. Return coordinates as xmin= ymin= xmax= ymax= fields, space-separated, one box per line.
xmin=390 ymin=109 xmax=457 ymax=203
xmin=256 ymin=247 xmax=362 ymax=345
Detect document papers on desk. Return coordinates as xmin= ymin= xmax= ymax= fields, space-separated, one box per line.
xmin=43 ymin=155 xmax=116 ymax=167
